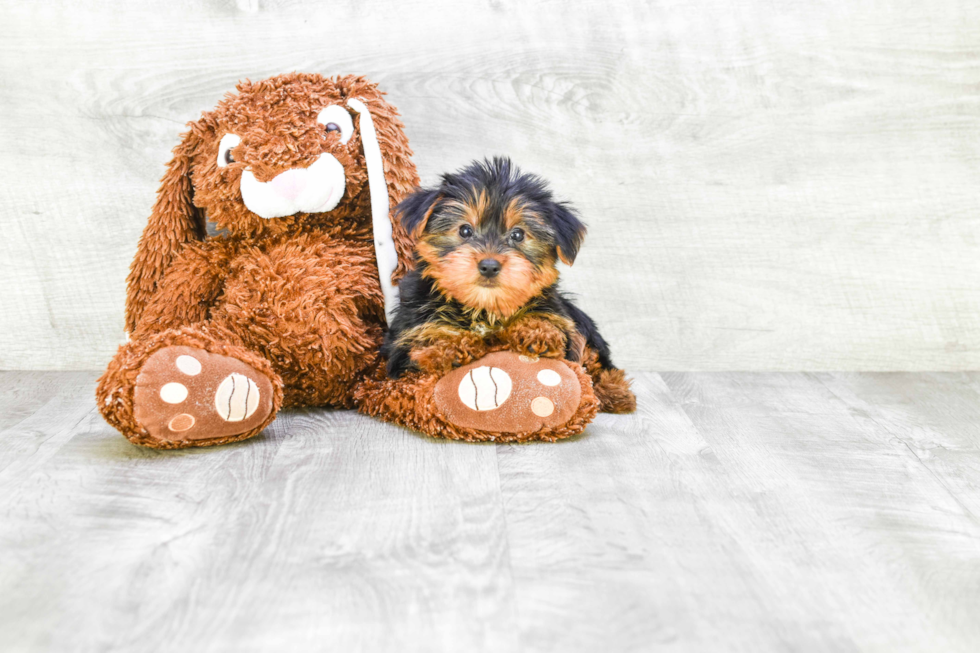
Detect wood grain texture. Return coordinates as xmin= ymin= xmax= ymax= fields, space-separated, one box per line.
xmin=2 ymin=372 xmax=980 ymax=651
xmin=660 ymin=371 xmax=980 ymax=651
xmin=0 ymin=375 xmax=517 ymax=652
xmin=2 ymin=0 xmax=980 ymax=370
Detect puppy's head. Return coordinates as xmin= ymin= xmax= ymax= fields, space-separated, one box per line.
xmin=126 ymin=73 xmax=418 ymax=332
xmin=397 ymin=157 xmax=586 ymax=318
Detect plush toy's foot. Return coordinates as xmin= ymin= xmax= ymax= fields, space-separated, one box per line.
xmin=132 ymin=346 xmax=276 ymax=447
xmin=356 ymin=350 xmax=599 ymax=443
xmin=433 ymin=351 xmax=586 ymax=433
xmin=97 ymin=326 xmax=284 ymax=449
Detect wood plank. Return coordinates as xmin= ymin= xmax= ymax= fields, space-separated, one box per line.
xmin=498 ymin=371 xmax=883 ymax=652
xmin=2 ymin=1 xmax=980 ymax=370
xmin=3 ymin=371 xmax=980 ymax=650
xmin=661 ymin=371 xmax=980 ymax=652
xmin=497 ymin=371 xmax=733 ymax=651
xmin=0 ymin=371 xmax=80 ymax=431
xmin=816 ymin=372 xmax=980 ymax=536
xmin=0 ymin=387 xmax=516 ymax=652
xmin=0 ymin=371 xmax=98 ymax=484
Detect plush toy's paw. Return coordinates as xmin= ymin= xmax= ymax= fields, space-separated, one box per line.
xmin=433 ymin=351 xmax=583 ymax=434
xmin=132 ymin=346 xmax=275 ymax=446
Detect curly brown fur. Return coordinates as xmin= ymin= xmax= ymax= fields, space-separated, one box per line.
xmin=581 ymin=347 xmax=636 ymax=413
xmin=497 ymin=314 xmax=571 ymax=359
xmin=135 ymin=239 xmax=236 ymax=334
xmin=384 ymin=157 xmax=636 ymax=414
xmin=404 ymin=325 xmax=490 ymax=375
xmin=99 ymin=73 xmax=419 ymax=447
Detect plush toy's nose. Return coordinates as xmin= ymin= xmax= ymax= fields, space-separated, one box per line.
xmin=268 ymin=170 xmax=307 ymax=201
xmin=478 ymin=258 xmax=501 ymax=278
xmin=240 ymin=153 xmax=346 ymax=220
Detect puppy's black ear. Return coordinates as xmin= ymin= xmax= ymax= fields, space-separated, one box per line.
xmin=395 ymin=187 xmax=442 ymax=239
xmin=549 ymin=201 xmax=587 ymax=265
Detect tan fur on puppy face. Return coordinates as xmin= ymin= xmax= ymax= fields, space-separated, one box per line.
xmin=444 ymin=192 xmax=487 ymax=228
xmin=418 ymin=240 xmax=560 ymax=318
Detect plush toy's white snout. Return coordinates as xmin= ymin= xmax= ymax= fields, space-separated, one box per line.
xmin=240 ymin=154 xmax=346 ymax=220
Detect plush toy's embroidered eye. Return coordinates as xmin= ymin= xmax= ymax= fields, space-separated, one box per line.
xmin=317 ymin=105 xmax=354 ymax=144
xmin=216 ymin=134 xmax=241 ymax=169
xmin=509 ymin=228 xmax=525 ymax=243
xmin=459 ymin=224 xmax=474 ymax=238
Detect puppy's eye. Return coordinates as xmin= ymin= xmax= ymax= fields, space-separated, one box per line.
xmin=459 ymin=224 xmax=474 ymax=238
xmin=509 ymin=227 xmax=525 ymax=243
xmin=216 ymin=133 xmax=241 ymax=169
xmin=317 ymin=105 xmax=355 ymax=144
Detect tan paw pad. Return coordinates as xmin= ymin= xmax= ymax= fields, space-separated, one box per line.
xmin=530 ymin=396 xmax=555 ymax=417
xmin=159 ymin=382 xmax=188 ymax=404
xmin=214 ymin=373 xmax=261 ymax=422
xmin=175 ymin=355 xmax=202 ymax=376
xmin=458 ymin=366 xmax=513 ymax=411
xmin=536 ymin=369 xmax=562 ymax=386
xmin=168 ymin=413 xmax=196 ymax=432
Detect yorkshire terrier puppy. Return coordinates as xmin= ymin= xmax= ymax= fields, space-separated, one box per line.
xmin=383 ymin=157 xmax=635 ymax=414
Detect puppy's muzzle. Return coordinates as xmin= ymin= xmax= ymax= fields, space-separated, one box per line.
xmin=239 ymin=154 xmax=346 ymax=219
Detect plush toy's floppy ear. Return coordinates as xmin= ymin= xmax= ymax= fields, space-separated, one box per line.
xmin=347 ymin=97 xmax=398 ymax=323
xmin=395 ymin=188 xmax=442 ymax=238
xmin=124 ymin=125 xmax=207 ymax=334
xmin=549 ymin=201 xmax=587 ymax=266
xmin=344 ymin=77 xmax=420 ymax=323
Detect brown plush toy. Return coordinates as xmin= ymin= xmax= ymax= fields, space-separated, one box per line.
xmin=97 ymin=73 xmax=601 ymax=448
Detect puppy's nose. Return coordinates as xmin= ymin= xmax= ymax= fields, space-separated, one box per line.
xmin=478 ymin=258 xmax=501 ymax=278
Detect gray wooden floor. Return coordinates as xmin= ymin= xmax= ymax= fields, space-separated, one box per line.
xmin=1 ymin=371 xmax=979 ymax=652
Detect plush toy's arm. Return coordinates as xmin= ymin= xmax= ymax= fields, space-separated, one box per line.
xmin=132 ymin=240 xmax=236 ymax=336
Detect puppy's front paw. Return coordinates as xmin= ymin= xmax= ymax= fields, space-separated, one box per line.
xmin=499 ymin=317 xmax=567 ymax=359
xmin=410 ymin=345 xmax=459 ymax=374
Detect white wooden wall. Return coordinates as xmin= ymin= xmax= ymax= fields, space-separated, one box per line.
xmin=2 ymin=0 xmax=979 ymax=371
